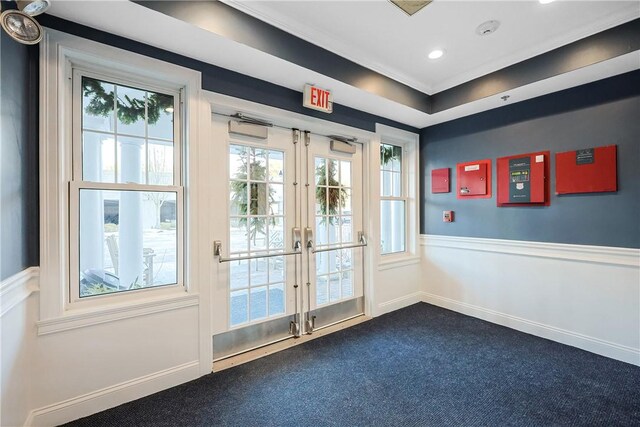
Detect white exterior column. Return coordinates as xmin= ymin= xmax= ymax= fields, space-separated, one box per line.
xmin=79 ymin=133 xmax=104 ymax=274
xmin=381 ymin=200 xmax=389 ymax=252
xmin=119 ymin=139 xmax=144 ymax=289
xmin=328 ymin=221 xmax=338 ymax=272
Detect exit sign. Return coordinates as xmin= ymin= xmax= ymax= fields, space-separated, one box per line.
xmin=303 ymin=84 xmax=333 ymax=113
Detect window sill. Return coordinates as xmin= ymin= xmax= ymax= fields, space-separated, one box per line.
xmin=377 ymin=255 xmax=421 ymax=271
xmin=36 ymin=292 xmax=199 ymax=335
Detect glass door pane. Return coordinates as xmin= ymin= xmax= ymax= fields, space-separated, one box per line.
xmin=313 ymin=156 xmax=355 ymax=306
xmin=304 ymin=134 xmax=364 ymax=332
xmin=212 ymin=115 xmax=365 ymax=359
xmin=228 ymin=144 xmax=288 ymax=327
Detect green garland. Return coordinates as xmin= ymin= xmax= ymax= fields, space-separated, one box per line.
xmin=82 ymin=77 xmax=173 ymax=125
xmin=316 ymin=161 xmax=347 ymax=225
xmin=380 ymin=144 xmax=401 ymax=166
xmin=230 ymin=153 xmax=277 ymax=244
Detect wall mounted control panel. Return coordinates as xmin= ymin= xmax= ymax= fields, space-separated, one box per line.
xmin=442 ymin=211 xmax=454 ymax=222
xmin=456 ymin=159 xmax=492 ymax=199
xmin=431 ymin=168 xmax=450 ymax=193
xmin=556 ymin=145 xmax=617 ymax=195
xmin=497 ymin=151 xmax=550 ymax=207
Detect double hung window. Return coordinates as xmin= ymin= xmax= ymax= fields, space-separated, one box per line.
xmin=69 ymin=71 xmax=183 ymax=302
xmin=380 ymin=143 xmax=407 ymax=255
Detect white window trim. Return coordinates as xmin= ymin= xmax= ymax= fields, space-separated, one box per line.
xmin=39 ymin=29 xmax=201 ymax=330
xmin=380 ymin=142 xmax=408 ymax=256
xmin=374 ymin=124 xmax=420 ymax=269
xmin=70 ymin=69 xmax=185 ymax=309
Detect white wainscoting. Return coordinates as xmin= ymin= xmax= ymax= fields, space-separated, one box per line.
xmin=0 ymin=267 xmax=39 ymax=317
xmin=376 ymin=291 xmax=424 ymax=316
xmin=420 ymin=235 xmax=640 ymax=366
xmin=0 ymin=267 xmax=204 ymax=427
xmin=1 ymin=268 xmax=40 ymax=427
xmin=36 ymin=293 xmax=200 ymax=335
xmin=371 ymin=258 xmax=423 ymax=317
xmin=25 ymin=301 xmax=201 ymax=426
xmin=25 ymin=361 xmax=200 ymax=427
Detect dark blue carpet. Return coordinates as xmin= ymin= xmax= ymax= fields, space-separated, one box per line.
xmin=63 ymin=303 xmax=640 ymax=426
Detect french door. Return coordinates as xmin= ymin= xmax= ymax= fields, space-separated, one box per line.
xmin=211 ymin=115 xmax=365 ymax=360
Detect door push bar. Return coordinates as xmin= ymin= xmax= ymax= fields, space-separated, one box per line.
xmin=214 ymin=228 xmax=302 ymax=263
xmin=305 ymin=229 xmax=368 ymax=254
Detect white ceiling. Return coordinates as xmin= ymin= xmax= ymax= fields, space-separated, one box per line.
xmin=226 ymin=0 xmax=639 ymax=94
xmin=46 ymin=1 xmax=640 ymax=129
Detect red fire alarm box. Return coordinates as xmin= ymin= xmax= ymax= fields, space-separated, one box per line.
xmin=497 ymin=151 xmax=550 ymax=207
xmin=431 ymin=168 xmax=450 ymax=193
xmin=456 ymin=160 xmax=491 ymax=199
xmin=556 ymin=145 xmax=617 ymax=195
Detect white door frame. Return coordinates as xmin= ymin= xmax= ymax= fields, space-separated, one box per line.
xmin=202 ymin=91 xmax=376 ymax=359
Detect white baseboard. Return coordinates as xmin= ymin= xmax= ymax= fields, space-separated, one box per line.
xmin=376 ymin=292 xmax=423 ymax=317
xmin=421 ymin=291 xmax=640 ymax=366
xmin=25 ymin=361 xmax=201 ymax=427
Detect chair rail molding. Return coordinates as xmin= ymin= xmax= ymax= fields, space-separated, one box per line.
xmin=420 ymin=234 xmax=640 ymax=267
xmin=0 ymin=267 xmax=40 ymax=317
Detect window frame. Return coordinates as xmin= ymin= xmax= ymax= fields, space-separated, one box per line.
xmin=67 ymin=68 xmax=185 ymax=308
xmin=374 ymin=124 xmax=420 ymax=269
xmin=65 ymin=64 xmax=185 ymax=308
xmin=380 ymin=142 xmax=408 ymax=256
xmin=38 ymin=31 xmax=203 ymax=327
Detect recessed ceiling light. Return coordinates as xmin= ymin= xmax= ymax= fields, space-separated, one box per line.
xmin=428 ymin=49 xmax=444 ymax=60
xmin=539 ymin=0 xmax=555 ymax=4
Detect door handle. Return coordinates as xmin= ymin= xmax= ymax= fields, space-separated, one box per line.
xmin=305 ymin=227 xmax=314 ymax=250
xmin=310 ymin=232 xmax=368 ymax=254
xmin=214 ymin=227 xmax=303 ymax=263
xmin=304 ymin=226 xmax=313 ymax=335
xmin=293 ymin=227 xmax=302 ymax=251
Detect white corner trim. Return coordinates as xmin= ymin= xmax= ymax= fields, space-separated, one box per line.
xmin=377 ymin=256 xmax=421 ymax=271
xmin=420 ymin=235 xmax=640 ymax=268
xmin=375 ymin=291 xmax=423 ymax=317
xmin=0 ymin=267 xmax=40 ymax=317
xmin=36 ymin=293 xmax=199 ymax=336
xmin=24 ymin=360 xmax=200 ymax=427
xmin=420 ymin=292 xmax=640 ymax=366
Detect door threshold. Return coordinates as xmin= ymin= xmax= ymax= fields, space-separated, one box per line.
xmin=212 ymin=314 xmax=370 ymax=372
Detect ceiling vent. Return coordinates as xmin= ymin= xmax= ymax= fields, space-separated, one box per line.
xmin=389 ymin=0 xmax=433 ymax=16
xmin=476 ymin=20 xmax=500 ymax=36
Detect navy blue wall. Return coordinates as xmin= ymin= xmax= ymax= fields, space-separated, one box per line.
xmin=37 ymin=15 xmax=418 ymax=135
xmin=0 ymin=12 xmax=417 ymax=280
xmin=1 ymin=10 xmax=636 ymax=282
xmin=0 ymin=29 xmax=40 ymax=280
xmin=420 ymin=70 xmax=640 ymax=248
